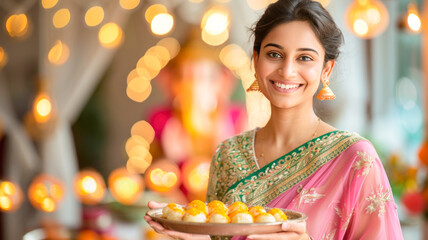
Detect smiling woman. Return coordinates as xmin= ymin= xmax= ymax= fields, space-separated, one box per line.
xmin=145 ymin=1 xmax=404 ymax=239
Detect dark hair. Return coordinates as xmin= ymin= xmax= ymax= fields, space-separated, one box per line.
xmin=252 ymin=0 xmax=344 ymax=62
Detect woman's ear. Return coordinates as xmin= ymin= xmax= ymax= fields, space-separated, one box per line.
xmin=322 ymin=60 xmax=335 ymax=80
xmin=253 ymin=51 xmax=259 ymax=69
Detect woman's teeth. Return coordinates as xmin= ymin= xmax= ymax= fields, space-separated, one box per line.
xmin=274 ymin=82 xmax=299 ymax=90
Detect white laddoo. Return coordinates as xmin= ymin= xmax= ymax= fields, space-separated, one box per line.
xmin=162 ymin=203 xmax=185 ymax=221
xmin=268 ymin=208 xmax=288 ymax=221
xmin=208 ymin=212 xmax=230 ymax=223
xmin=183 ymin=207 xmax=207 ymax=223
xmin=254 ymin=212 xmax=276 ymax=223
xmin=230 ymin=210 xmax=254 ymax=223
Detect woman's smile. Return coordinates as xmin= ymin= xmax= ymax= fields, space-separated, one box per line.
xmin=270 ymin=80 xmax=303 ymax=93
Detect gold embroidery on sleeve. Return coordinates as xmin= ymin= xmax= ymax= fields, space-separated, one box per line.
xmin=352 ymin=151 xmax=375 ymax=177
xmin=365 ymin=185 xmax=393 ymax=217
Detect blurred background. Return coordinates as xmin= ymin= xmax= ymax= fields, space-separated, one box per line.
xmin=0 ymin=0 xmax=427 ymax=239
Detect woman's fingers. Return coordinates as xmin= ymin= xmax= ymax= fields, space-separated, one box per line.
xmin=148 ymin=200 xmax=168 ymax=209
xmin=281 ymin=221 xmax=306 ymax=234
xmin=248 ymin=221 xmax=308 ymax=240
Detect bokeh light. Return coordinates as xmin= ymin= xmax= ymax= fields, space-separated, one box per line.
xmin=406 ymin=3 xmax=421 ymax=32
xmin=182 ymin=158 xmax=210 ymax=196
xmin=145 ymin=4 xmax=168 ymax=23
xmin=74 ymin=170 xmax=106 ymax=205
xmin=315 ymin=0 xmax=331 ymax=7
xmin=28 ymin=174 xmax=64 ymax=212
xmin=0 ymin=47 xmax=8 ymax=69
xmin=201 ymin=28 xmax=229 ymax=46
xmin=157 ymin=37 xmax=181 ymax=59
xmin=41 ymin=0 xmax=58 ymax=9
xmin=85 ymin=6 xmax=104 ymax=27
xmin=48 ymin=40 xmax=70 ymax=65
xmin=345 ymin=0 xmax=389 ymax=39
xmin=0 ymin=181 xmax=24 ymax=212
xmin=201 ymin=8 xmax=229 ymax=35
xmin=53 ymin=8 xmax=71 ymax=29
xmin=130 ymin=120 xmax=155 ymax=144
xmin=33 ymin=93 xmax=53 ymax=123
xmin=6 ymin=13 xmax=29 ymax=38
xmin=144 ymin=159 xmax=180 ymax=193
xmin=108 ymin=168 xmax=144 ymax=205
xmin=98 ymin=22 xmax=123 ymax=48
xmin=120 ymin=0 xmax=140 ymax=10
xmin=151 ymin=13 xmax=174 ymax=35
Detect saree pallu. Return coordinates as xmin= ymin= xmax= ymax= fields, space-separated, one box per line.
xmin=206 ymin=130 xmax=403 ymax=240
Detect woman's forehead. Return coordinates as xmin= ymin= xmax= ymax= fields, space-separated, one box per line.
xmin=261 ymin=21 xmax=324 ymax=53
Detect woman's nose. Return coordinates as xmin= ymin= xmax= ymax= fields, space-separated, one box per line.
xmin=278 ymin=59 xmax=297 ymax=78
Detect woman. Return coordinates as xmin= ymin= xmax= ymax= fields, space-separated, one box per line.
xmin=145 ymin=0 xmax=403 ymax=239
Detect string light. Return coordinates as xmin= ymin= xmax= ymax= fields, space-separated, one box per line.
xmin=0 ymin=181 xmax=23 ymax=212
xmin=145 ymin=4 xmax=168 ymax=23
xmin=98 ymin=22 xmax=123 ymax=48
xmin=120 ymin=0 xmax=140 ymax=10
xmin=151 ymin=13 xmax=174 ymax=35
xmin=48 ymin=40 xmax=70 ymax=65
xmin=108 ymin=168 xmax=144 ymax=205
xmin=41 ymin=0 xmax=58 ymax=9
xmin=6 ymin=13 xmax=30 ymax=38
xmin=85 ymin=6 xmax=104 ymax=27
xmin=144 ymin=159 xmax=180 ymax=193
xmin=28 ymin=174 xmax=64 ymax=212
xmin=406 ymin=2 xmax=421 ymax=33
xmin=74 ymin=170 xmax=106 ymax=205
xmin=33 ymin=93 xmax=53 ymax=123
xmin=0 ymin=47 xmax=8 ymax=69
xmin=52 ymin=8 xmax=71 ymax=29
xmin=345 ymin=0 xmax=389 ymax=39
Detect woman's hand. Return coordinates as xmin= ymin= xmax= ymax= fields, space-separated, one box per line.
xmin=247 ymin=221 xmax=310 ymax=240
xmin=144 ymin=201 xmax=211 ymax=240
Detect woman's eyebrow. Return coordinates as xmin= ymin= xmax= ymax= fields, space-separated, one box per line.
xmin=263 ymin=43 xmax=319 ymax=56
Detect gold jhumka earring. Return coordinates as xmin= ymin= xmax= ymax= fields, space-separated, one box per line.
xmin=246 ymin=73 xmax=261 ymax=92
xmin=316 ymin=78 xmax=336 ymax=100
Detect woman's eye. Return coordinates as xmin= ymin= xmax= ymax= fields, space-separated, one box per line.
xmin=267 ymin=52 xmax=282 ymax=59
xmin=299 ymin=55 xmax=313 ymax=61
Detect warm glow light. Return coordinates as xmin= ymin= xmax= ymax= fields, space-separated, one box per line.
xmin=98 ymin=22 xmax=123 ymax=48
xmin=220 ymin=44 xmax=249 ymax=71
xmin=144 ymin=159 xmax=181 ymax=193
xmin=151 ymin=13 xmax=174 ymax=35
xmin=28 ymin=174 xmax=64 ymax=212
xmin=246 ymin=0 xmax=278 ymax=10
xmin=6 ymin=14 xmax=29 ymax=38
xmin=201 ymin=28 xmax=229 ymax=46
xmin=41 ymin=198 xmax=56 ymax=212
xmin=74 ymin=170 xmax=106 ymax=205
xmin=125 ymin=135 xmax=150 ymax=154
xmin=0 ymin=47 xmax=8 ymax=69
xmin=108 ymin=168 xmax=144 ymax=205
xmin=0 ymin=181 xmax=23 ymax=212
xmin=345 ymin=0 xmax=389 ymax=39
xmin=157 ymin=38 xmax=181 ymax=59
xmin=128 ymin=77 xmax=150 ymax=93
xmin=120 ymin=0 xmax=140 ymax=10
xmin=42 ymin=0 xmax=58 ymax=9
xmin=53 ymin=8 xmax=71 ymax=29
xmin=48 ymin=40 xmax=70 ymax=65
xmin=126 ymin=84 xmax=152 ymax=103
xmin=146 ymin=45 xmax=171 ymax=68
xmin=33 ymin=93 xmax=53 ymax=123
xmin=189 ymin=0 xmax=204 ymax=2
xmin=202 ymin=10 xmax=229 ymax=35
xmin=145 ymin=4 xmax=168 ymax=23
xmin=408 ymin=13 xmax=421 ymax=32
xmin=182 ymin=158 xmax=210 ymax=195
xmin=130 ymin=120 xmax=155 ymax=143
xmin=353 ymin=19 xmax=369 ymax=36
xmin=85 ymin=6 xmax=104 ymax=27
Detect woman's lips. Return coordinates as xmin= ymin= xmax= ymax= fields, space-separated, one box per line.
xmin=270 ymin=80 xmax=302 ymax=93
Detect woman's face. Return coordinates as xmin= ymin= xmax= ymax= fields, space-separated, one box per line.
xmin=253 ymin=20 xmax=334 ymax=110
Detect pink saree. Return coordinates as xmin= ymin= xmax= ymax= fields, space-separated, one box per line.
xmin=207 ymin=130 xmax=403 ymax=240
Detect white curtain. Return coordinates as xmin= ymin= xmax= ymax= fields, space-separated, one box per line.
xmin=0 ymin=0 xmax=133 ymax=239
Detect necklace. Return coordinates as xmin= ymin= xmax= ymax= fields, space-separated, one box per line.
xmin=257 ymin=117 xmax=321 ymax=166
